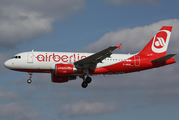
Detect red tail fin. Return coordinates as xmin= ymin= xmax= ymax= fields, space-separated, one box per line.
xmin=138 ymin=26 xmax=172 ymax=58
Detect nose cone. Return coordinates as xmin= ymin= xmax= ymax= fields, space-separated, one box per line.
xmin=4 ymin=60 xmax=12 ymax=69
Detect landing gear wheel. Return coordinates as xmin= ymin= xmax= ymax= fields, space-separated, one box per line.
xmin=27 ymin=79 xmax=32 ymax=84
xmin=81 ymin=82 xmax=88 ymax=88
xmin=86 ymin=76 xmax=92 ymax=83
xmin=27 ymin=72 xmax=33 ymax=84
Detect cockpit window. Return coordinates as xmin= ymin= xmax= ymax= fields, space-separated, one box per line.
xmin=12 ymin=56 xmax=21 ymax=59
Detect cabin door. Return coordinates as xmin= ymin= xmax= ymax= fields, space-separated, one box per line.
xmin=134 ymin=55 xmax=140 ymax=67
xmin=27 ymin=52 xmax=33 ymax=63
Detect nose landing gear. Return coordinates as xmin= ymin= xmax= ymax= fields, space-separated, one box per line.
xmin=27 ymin=72 xmax=32 ymax=84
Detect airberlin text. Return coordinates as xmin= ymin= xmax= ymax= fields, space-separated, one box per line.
xmin=37 ymin=53 xmax=86 ymax=62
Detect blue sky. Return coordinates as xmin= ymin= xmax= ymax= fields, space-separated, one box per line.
xmin=1 ymin=0 xmax=179 ymax=120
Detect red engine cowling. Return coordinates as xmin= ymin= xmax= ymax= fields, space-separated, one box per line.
xmin=51 ymin=73 xmax=76 ymax=83
xmin=55 ymin=64 xmax=77 ymax=75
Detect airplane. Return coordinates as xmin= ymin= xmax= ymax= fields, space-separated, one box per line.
xmin=4 ymin=26 xmax=176 ymax=88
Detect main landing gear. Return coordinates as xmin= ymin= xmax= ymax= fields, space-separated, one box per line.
xmin=81 ymin=76 xmax=92 ymax=88
xmin=80 ymin=68 xmax=92 ymax=88
xmin=27 ymin=72 xmax=32 ymax=84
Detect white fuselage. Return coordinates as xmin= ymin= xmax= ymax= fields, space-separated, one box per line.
xmin=4 ymin=51 xmax=135 ymax=72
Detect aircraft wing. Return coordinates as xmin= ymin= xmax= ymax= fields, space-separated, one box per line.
xmin=74 ymin=44 xmax=122 ymax=70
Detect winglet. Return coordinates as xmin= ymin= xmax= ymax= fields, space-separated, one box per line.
xmin=116 ymin=43 xmax=122 ymax=49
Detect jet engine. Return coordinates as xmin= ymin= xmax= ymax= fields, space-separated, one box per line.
xmin=51 ymin=73 xmax=76 ymax=83
xmin=55 ymin=63 xmax=77 ymax=75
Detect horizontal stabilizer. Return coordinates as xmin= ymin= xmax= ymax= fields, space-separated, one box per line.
xmin=151 ymin=54 xmax=176 ymax=63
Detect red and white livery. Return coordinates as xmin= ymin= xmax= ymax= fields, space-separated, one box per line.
xmin=4 ymin=26 xmax=176 ymax=88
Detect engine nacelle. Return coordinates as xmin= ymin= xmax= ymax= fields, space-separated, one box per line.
xmin=51 ymin=73 xmax=76 ymax=83
xmin=55 ymin=63 xmax=77 ymax=75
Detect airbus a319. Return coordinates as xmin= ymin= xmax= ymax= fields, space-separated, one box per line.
xmin=4 ymin=26 xmax=176 ymax=88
